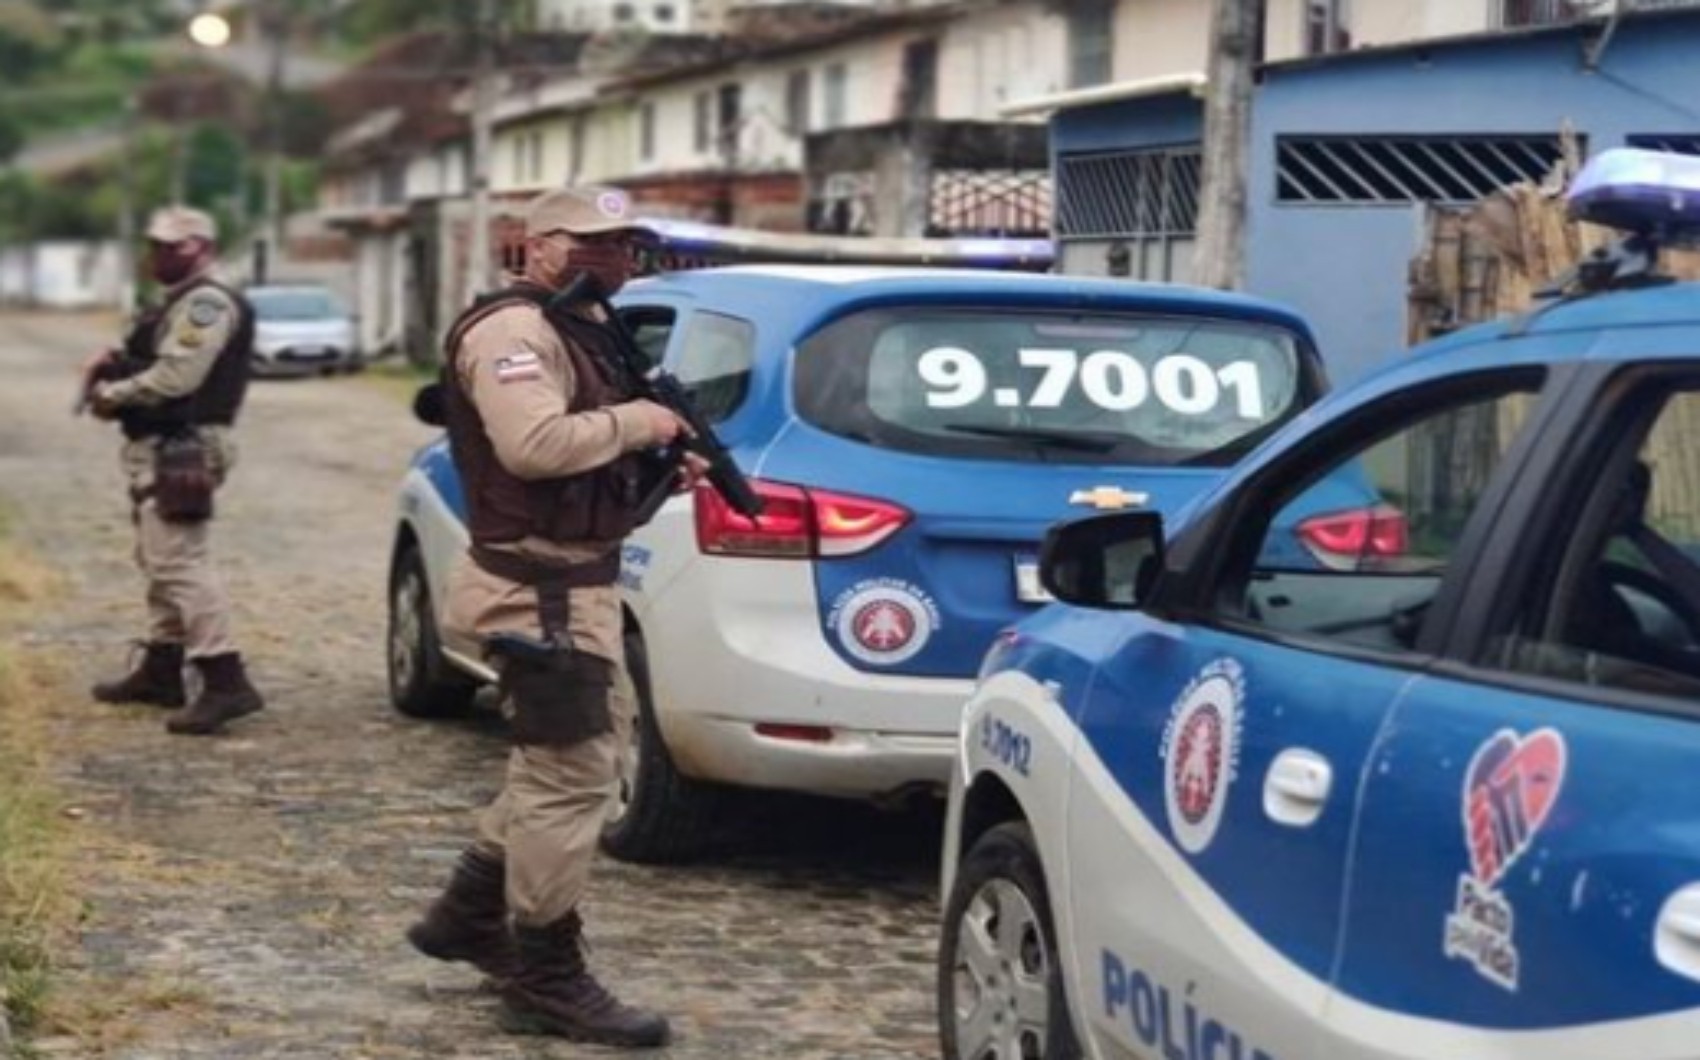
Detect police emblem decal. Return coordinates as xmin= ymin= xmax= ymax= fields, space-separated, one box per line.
xmin=1443 ymin=727 xmax=1567 ymax=991
xmin=827 ymin=579 xmax=940 ymax=666
xmin=1159 ymin=659 xmax=1244 ymax=856
xmin=598 ymin=191 xmax=629 ymax=218
xmin=186 ymin=295 xmax=226 ymax=328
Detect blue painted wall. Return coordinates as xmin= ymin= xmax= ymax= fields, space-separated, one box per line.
xmin=1050 ymin=91 xmax=1202 ymax=159
xmin=1051 ymin=12 xmax=1700 ymax=385
xmin=1251 ymin=13 xmax=1700 ymax=382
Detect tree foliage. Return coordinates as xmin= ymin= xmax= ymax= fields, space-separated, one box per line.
xmin=0 ymin=114 xmax=24 ymax=166
xmin=0 ymin=0 xmax=61 ymax=81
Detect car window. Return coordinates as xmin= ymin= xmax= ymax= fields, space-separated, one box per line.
xmin=1490 ymin=384 xmax=1700 ymax=699
xmin=794 ymin=307 xmax=1311 ymax=466
xmin=1218 ymin=381 xmax=1543 ymax=653
xmin=249 ymin=288 xmax=343 ymax=320
xmin=618 ymin=306 xmax=676 ymax=367
xmin=675 ymin=311 xmax=755 ymax=424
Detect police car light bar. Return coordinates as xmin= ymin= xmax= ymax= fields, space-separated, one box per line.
xmin=1568 ymin=147 xmax=1700 ymax=242
xmin=634 ymin=216 xmax=1056 ymax=268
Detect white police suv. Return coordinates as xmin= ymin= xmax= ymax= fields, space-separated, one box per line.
xmin=390 ymin=265 xmax=1335 ymax=862
xmin=938 ymin=149 xmax=1700 ymax=1060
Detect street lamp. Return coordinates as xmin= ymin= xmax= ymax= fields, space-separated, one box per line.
xmin=173 ymin=10 xmax=235 ymax=204
xmin=187 ymin=12 xmax=233 ymax=49
xmin=184 ymin=3 xmax=282 ymax=284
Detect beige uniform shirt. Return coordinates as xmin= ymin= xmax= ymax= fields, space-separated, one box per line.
xmin=441 ymin=299 xmax=664 ymax=663
xmin=100 ymin=268 xmax=241 ymax=409
xmin=99 ymin=268 xmax=243 ymax=491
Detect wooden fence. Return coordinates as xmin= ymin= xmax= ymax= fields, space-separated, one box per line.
xmin=1402 ymin=142 xmax=1700 ymax=546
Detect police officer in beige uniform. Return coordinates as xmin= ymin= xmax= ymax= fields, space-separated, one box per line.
xmin=408 ymin=187 xmax=693 ymax=1047
xmin=85 ymin=206 xmax=265 ymax=736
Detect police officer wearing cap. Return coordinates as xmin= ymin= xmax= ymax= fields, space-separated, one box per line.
xmin=406 ymin=186 xmax=692 ymax=1047
xmin=83 ymin=205 xmax=265 ymax=736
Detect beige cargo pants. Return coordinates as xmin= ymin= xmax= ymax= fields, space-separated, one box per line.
xmin=444 ymin=556 xmax=637 ymax=927
xmin=122 ymin=434 xmax=237 ymax=659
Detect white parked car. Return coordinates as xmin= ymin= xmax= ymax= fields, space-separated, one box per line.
xmin=246 ymin=283 xmax=361 ymax=376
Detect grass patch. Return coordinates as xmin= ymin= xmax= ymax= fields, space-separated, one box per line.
xmin=0 ymin=538 xmax=75 ymax=1043
xmin=0 ymin=516 xmax=218 ymax=1054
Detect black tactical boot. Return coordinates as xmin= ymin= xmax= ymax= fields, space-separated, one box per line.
xmin=167 ymin=653 xmax=264 ymax=735
xmin=407 ymin=848 xmax=521 ymax=982
xmin=500 ymin=912 xmax=671 ymax=1047
xmin=92 ymin=642 xmax=186 ymax=708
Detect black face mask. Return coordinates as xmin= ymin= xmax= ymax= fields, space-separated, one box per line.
xmin=150 ymin=242 xmax=203 ymax=286
xmin=563 ymin=243 xmax=634 ymax=298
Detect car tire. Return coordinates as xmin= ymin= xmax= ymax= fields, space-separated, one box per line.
xmin=387 ymin=544 xmax=478 ymax=719
xmin=939 ymin=822 xmax=1081 ymax=1060
xmin=600 ymin=629 xmax=726 ymax=864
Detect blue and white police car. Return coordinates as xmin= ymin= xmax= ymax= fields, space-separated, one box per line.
xmin=389 ymin=265 xmax=1339 ymax=862
xmin=938 ymin=148 xmax=1700 ymax=1060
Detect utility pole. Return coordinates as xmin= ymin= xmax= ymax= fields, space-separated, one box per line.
xmin=169 ymin=93 xmax=188 ymax=205
xmin=258 ymin=0 xmax=289 ymax=285
xmin=117 ymin=94 xmax=139 ymax=312
xmin=466 ymin=0 xmax=497 ymax=305
xmin=1194 ymin=0 xmax=1262 ymax=290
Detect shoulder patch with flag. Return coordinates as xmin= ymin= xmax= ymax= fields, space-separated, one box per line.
xmin=494 ymin=351 xmax=543 ymax=383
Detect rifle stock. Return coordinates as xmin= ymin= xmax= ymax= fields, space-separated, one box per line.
xmin=550 ymin=275 xmax=766 ymax=520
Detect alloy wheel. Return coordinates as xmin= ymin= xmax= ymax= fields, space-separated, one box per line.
xmin=951 ymin=877 xmax=1054 ymax=1060
xmin=390 ymin=568 xmax=423 ymax=693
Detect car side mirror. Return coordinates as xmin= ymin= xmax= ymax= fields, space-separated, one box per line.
xmin=412 ymin=381 xmax=447 ymax=427
xmin=1039 ymin=512 xmax=1166 ymax=610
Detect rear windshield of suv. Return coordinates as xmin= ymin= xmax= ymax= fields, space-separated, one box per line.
xmin=794 ymin=307 xmax=1313 ymax=466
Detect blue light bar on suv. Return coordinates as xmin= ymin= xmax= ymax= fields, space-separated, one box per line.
xmin=1568 ymin=147 xmax=1700 ymax=240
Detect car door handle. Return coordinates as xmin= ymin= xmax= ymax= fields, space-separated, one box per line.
xmin=1264 ymin=749 xmax=1332 ymax=827
xmin=1656 ymin=885 xmax=1700 ymax=983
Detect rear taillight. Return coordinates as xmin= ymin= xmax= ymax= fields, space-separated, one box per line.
xmin=1296 ymin=504 xmax=1409 ymax=565
xmin=695 ymin=479 xmax=813 ymax=557
xmin=694 ymin=479 xmax=911 ymax=559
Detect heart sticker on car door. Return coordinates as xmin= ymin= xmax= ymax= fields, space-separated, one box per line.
xmin=1464 ymin=728 xmax=1568 ymax=887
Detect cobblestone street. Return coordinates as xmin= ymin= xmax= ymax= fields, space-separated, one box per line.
xmin=0 ymin=312 xmax=941 ymax=1060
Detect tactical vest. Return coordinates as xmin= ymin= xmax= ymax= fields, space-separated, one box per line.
xmin=442 ymin=286 xmax=651 ymax=549
xmin=116 ymin=277 xmax=255 ymax=441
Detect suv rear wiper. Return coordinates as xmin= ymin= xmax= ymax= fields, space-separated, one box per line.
xmin=943 ymin=423 xmax=1118 ymax=453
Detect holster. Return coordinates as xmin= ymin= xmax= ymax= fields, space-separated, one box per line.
xmin=472 ymin=546 xmax=622 ymax=748
xmin=152 ymin=433 xmax=215 ymax=523
xmin=490 ymin=641 xmax=614 ymax=748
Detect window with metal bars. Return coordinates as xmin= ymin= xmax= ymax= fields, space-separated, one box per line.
xmin=1067 ymin=2 xmax=1115 ymax=89
xmin=1497 ymin=0 xmax=1592 ymax=28
xmin=1628 ymin=135 xmax=1700 ymax=156
xmin=1275 ymin=136 xmax=1568 ymax=205
xmin=1055 ymin=146 xmax=1201 ymax=239
xmin=1493 ymin=0 xmax=1700 ymax=27
xmin=1304 ymin=0 xmax=1352 ymax=56
xmin=928 ymin=170 xmax=1052 ymax=238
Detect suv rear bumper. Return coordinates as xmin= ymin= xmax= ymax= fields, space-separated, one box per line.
xmin=661 ymin=712 xmax=957 ymax=798
xmin=637 ymin=553 xmax=975 ymax=800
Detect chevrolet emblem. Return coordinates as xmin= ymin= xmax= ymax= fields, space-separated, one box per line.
xmin=1069 ymin=486 xmax=1149 ymax=511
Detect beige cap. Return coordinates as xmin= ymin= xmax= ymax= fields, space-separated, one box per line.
xmin=525 ymin=186 xmax=653 ymax=239
xmin=145 ymin=205 xmax=218 ymax=244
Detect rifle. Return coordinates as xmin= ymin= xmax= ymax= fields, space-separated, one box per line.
xmin=549 ymin=274 xmax=765 ymax=522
